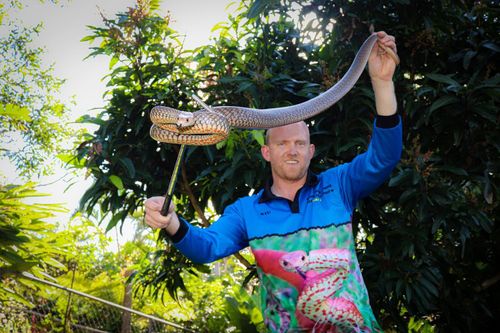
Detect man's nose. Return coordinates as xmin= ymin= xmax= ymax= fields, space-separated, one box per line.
xmin=287 ymin=144 xmax=298 ymax=155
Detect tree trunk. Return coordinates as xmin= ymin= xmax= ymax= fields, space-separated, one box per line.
xmin=120 ymin=270 xmax=133 ymax=333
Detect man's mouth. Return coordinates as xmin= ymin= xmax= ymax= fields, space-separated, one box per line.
xmin=285 ymin=160 xmax=299 ymax=164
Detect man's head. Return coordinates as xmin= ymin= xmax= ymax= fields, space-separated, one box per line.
xmin=261 ymin=121 xmax=315 ymax=183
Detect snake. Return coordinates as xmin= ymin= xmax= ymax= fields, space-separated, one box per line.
xmin=279 ymin=249 xmax=365 ymax=332
xmin=149 ymin=33 xmax=399 ymax=146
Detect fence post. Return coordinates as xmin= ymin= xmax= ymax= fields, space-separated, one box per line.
xmin=63 ymin=262 xmax=77 ymax=332
xmin=120 ymin=268 xmax=134 ymax=333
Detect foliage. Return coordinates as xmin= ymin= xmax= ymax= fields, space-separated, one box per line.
xmin=77 ymin=0 xmax=199 ymax=228
xmin=224 ymin=283 xmax=264 ymax=332
xmin=77 ymin=0 xmax=499 ymax=331
xmin=297 ymin=1 xmax=498 ymax=332
xmin=35 ymin=270 xmax=124 ymax=332
xmin=0 ymin=0 xmax=76 ymax=313
xmin=0 ymin=1 xmax=71 ymax=177
xmin=132 ymin=253 xmax=264 ymax=332
xmin=1 ymin=213 xmax=154 ymax=332
xmin=0 ymin=183 xmax=68 ymax=305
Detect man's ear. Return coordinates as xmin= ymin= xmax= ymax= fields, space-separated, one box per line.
xmin=309 ymin=143 xmax=315 ymax=157
xmin=261 ymin=145 xmax=271 ymax=162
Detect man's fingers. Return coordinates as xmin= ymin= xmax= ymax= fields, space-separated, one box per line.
xmin=381 ymin=40 xmax=397 ymax=53
xmin=144 ymin=196 xmax=164 ymax=210
xmin=378 ymin=44 xmax=400 ymax=65
xmin=144 ymin=207 xmax=172 ymax=229
xmin=145 ymin=214 xmax=160 ymax=229
xmin=375 ymin=32 xmax=399 ymax=65
xmin=144 ymin=196 xmax=177 ymax=229
xmin=377 ymin=35 xmax=396 ymax=51
xmin=144 ymin=215 xmax=156 ymax=228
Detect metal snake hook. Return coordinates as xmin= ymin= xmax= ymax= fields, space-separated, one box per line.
xmin=159 ymin=94 xmax=214 ymax=216
xmin=160 ymin=143 xmax=185 ymax=216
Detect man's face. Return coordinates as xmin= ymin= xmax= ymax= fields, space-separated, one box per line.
xmin=261 ymin=122 xmax=315 ymax=183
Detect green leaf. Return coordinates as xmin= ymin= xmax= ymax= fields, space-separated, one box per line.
xmin=109 ymin=55 xmax=119 ymax=69
xmin=481 ymin=42 xmax=500 ymax=53
xmin=429 ymin=95 xmax=459 ymax=113
xmin=405 ymin=284 xmax=413 ymax=303
xmin=8 ymin=261 xmax=39 ymax=272
xmin=251 ymin=130 xmax=264 ymax=146
xmin=75 ymin=114 xmax=106 ymax=126
xmin=216 ymin=140 xmax=227 ymax=150
xmin=434 ymin=165 xmax=468 ymax=176
xmin=389 ymin=169 xmax=412 ymax=187
xmin=426 ymin=73 xmax=459 ymax=86
xmin=431 ymin=218 xmax=444 ymax=234
xmin=211 ymin=21 xmax=228 ymax=32
xmin=0 ymin=286 xmax=34 ymax=306
xmin=56 ymin=153 xmax=86 ymax=168
xmin=0 ymin=249 xmax=30 ymax=265
xmin=43 ymin=257 xmax=66 ymax=270
xmin=463 ymin=50 xmax=477 ymax=69
xmin=0 ymin=103 xmax=32 ymax=121
xmin=149 ymin=0 xmax=160 ymax=11
xmin=246 ymin=0 xmax=266 ymax=19
xmin=419 ymin=276 xmax=439 ymax=297
xmin=119 ymin=157 xmax=136 ymax=178
xmin=80 ymin=35 xmax=96 ymax=42
xmin=399 ymin=188 xmax=418 ymax=204
xmin=106 ymin=213 xmax=123 ymax=232
xmin=108 ymin=175 xmax=124 ymax=190
xmin=236 ymin=81 xmax=254 ymax=93
xmin=473 ymin=106 xmax=497 ymax=123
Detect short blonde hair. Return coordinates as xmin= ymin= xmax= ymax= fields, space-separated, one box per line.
xmin=265 ymin=121 xmax=309 ymax=145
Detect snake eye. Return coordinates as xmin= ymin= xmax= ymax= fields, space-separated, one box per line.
xmin=176 ymin=113 xmax=195 ymax=128
xmin=282 ymin=261 xmax=288 ymax=266
xmin=301 ymin=256 xmax=306 ymax=261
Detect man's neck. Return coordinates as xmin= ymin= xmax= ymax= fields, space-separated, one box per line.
xmin=271 ymin=177 xmax=307 ymax=201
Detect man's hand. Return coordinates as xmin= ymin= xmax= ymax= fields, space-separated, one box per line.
xmin=368 ymin=31 xmax=398 ymax=83
xmin=144 ymin=196 xmax=180 ymax=235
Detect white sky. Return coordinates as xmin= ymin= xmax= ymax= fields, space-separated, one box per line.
xmin=2 ymin=0 xmax=235 ymax=248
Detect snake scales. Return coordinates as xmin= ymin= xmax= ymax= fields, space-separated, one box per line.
xmin=280 ymin=249 xmax=365 ymax=331
xmin=150 ymin=33 xmax=398 ymax=146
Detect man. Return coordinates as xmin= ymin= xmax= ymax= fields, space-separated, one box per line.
xmin=145 ymin=31 xmax=401 ymax=332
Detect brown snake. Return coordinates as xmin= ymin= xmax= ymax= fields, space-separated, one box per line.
xmin=150 ymin=33 xmax=399 ymax=146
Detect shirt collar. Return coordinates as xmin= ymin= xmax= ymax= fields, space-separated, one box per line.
xmin=258 ymin=170 xmax=319 ymax=203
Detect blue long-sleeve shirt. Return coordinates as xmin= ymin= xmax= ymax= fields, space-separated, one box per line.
xmin=171 ymin=115 xmax=402 ymax=332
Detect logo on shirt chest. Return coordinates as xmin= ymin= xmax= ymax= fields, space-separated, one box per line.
xmin=260 ymin=210 xmax=271 ymax=216
xmin=306 ymin=185 xmax=334 ymax=203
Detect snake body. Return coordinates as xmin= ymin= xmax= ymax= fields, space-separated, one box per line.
xmin=150 ymin=33 xmax=391 ymax=146
xmin=280 ymin=249 xmax=365 ymax=331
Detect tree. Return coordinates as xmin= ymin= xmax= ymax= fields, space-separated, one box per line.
xmin=0 ymin=183 xmax=68 ymax=306
xmin=77 ymin=0 xmax=499 ymax=331
xmin=0 ymin=1 xmax=71 ymax=177
xmin=0 ymin=0 xmax=73 ymax=308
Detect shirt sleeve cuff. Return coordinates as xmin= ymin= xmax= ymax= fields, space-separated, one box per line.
xmin=375 ymin=114 xmax=400 ymax=128
xmin=168 ymin=217 xmax=189 ymax=243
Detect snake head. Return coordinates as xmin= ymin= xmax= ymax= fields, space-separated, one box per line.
xmin=280 ymin=251 xmax=307 ymax=276
xmin=176 ymin=111 xmax=195 ymax=128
